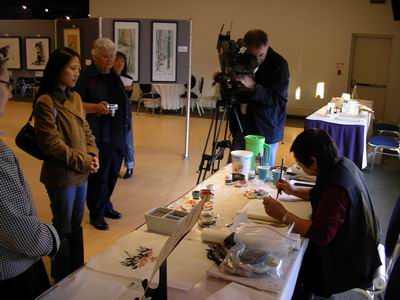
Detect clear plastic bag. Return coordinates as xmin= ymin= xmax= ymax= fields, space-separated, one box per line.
xmin=220 ymin=223 xmax=298 ymax=278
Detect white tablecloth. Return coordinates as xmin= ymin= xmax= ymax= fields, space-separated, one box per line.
xmin=152 ymin=84 xmax=185 ymax=110
xmin=38 ymin=165 xmax=311 ymax=300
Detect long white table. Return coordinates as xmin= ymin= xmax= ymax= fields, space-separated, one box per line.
xmin=152 ymin=84 xmax=185 ymax=110
xmin=38 ymin=165 xmax=311 ymax=300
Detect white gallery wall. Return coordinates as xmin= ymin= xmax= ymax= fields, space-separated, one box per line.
xmin=90 ymin=0 xmax=400 ymax=121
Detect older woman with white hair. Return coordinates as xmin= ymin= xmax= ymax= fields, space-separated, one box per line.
xmin=76 ymin=38 xmax=130 ymax=230
xmin=0 ymin=46 xmax=60 ymax=298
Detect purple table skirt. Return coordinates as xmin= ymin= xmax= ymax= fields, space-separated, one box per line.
xmin=304 ymin=119 xmax=365 ymax=169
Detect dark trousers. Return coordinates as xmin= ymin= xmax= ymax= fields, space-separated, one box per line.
xmin=51 ymin=226 xmax=84 ymax=282
xmin=0 ymin=259 xmax=50 ymax=300
xmin=87 ymin=143 xmax=123 ymax=220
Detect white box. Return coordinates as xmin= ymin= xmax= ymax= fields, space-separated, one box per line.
xmin=145 ymin=207 xmax=189 ymax=235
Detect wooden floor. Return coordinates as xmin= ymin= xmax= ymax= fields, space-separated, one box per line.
xmin=0 ymin=100 xmax=303 ymax=263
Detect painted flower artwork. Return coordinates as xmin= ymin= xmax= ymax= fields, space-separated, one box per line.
xmin=121 ymin=246 xmax=158 ymax=270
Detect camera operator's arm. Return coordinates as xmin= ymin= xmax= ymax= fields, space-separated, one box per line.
xmin=237 ymin=75 xmax=256 ymax=90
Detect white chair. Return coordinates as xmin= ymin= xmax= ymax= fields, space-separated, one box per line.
xmin=180 ymin=75 xmax=205 ymax=116
xmin=20 ymin=78 xmax=34 ymax=97
xmin=137 ymin=84 xmax=162 ymax=115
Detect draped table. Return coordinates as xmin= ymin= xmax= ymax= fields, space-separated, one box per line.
xmin=152 ymin=84 xmax=185 ymax=110
xmin=305 ymin=106 xmax=372 ymax=169
xmin=38 ymin=164 xmax=311 ymax=300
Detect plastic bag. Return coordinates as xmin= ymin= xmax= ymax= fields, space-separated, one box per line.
xmin=220 ymin=223 xmax=298 ymax=278
xmin=234 ymin=223 xmax=298 ymax=254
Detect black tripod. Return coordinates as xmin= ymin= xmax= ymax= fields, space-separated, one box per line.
xmin=196 ymin=96 xmax=243 ymax=184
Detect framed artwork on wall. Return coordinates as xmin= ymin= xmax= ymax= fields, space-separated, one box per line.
xmin=0 ymin=37 xmax=22 ymax=69
xmin=151 ymin=21 xmax=177 ymax=82
xmin=63 ymin=28 xmax=81 ymax=55
xmin=24 ymin=37 xmax=50 ymax=70
xmin=113 ymin=21 xmax=140 ymax=82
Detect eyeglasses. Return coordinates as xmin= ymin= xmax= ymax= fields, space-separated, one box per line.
xmin=0 ymin=79 xmax=10 ymax=89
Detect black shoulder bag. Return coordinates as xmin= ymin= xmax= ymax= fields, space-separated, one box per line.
xmin=15 ymin=98 xmax=55 ymax=160
xmin=15 ymin=110 xmax=49 ymax=160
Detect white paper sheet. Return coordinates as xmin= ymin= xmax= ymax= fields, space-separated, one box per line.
xmin=86 ymin=230 xmax=213 ymax=291
xmin=41 ymin=268 xmax=130 ymax=300
xmin=206 ymin=282 xmax=275 ymax=300
xmin=239 ymin=199 xmax=312 ymax=222
xmin=87 ymin=230 xmax=168 ymax=280
xmin=207 ymin=265 xmax=283 ymax=293
xmin=120 ymin=76 xmax=133 ymax=87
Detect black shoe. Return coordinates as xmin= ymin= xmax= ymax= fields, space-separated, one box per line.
xmin=90 ymin=219 xmax=109 ymax=230
xmin=104 ymin=208 xmax=122 ymax=219
xmin=123 ymin=168 xmax=133 ymax=179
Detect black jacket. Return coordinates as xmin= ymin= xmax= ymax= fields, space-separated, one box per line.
xmin=75 ymin=65 xmax=130 ymax=151
xmin=304 ymin=157 xmax=381 ymax=297
xmin=230 ymin=47 xmax=289 ymax=144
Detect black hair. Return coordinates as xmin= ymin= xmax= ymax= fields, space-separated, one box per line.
xmin=290 ymin=128 xmax=340 ymax=173
xmin=36 ymin=47 xmax=80 ymax=99
xmin=243 ymin=30 xmax=268 ymax=48
xmin=0 ymin=46 xmax=9 ymax=75
xmin=115 ymin=51 xmax=128 ymax=77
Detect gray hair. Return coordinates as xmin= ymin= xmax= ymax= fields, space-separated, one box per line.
xmin=0 ymin=46 xmax=9 ymax=76
xmin=91 ymin=38 xmax=116 ymax=58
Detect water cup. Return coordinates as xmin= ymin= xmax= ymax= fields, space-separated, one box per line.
xmin=257 ymin=166 xmax=269 ymax=182
xmin=192 ymin=190 xmax=200 ymax=199
xmin=271 ymin=168 xmax=282 ymax=185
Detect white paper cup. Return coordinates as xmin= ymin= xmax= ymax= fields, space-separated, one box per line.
xmin=231 ymin=150 xmax=253 ymax=175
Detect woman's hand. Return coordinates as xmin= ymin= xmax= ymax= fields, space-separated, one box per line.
xmin=276 ymin=179 xmax=295 ymax=195
xmin=89 ymin=156 xmax=99 ymax=174
xmin=263 ymin=196 xmax=287 ymax=221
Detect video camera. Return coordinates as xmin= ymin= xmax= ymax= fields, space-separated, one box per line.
xmin=214 ymin=24 xmax=258 ymax=104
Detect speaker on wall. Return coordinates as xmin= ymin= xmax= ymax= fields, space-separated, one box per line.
xmin=393 ymin=0 xmax=400 ymax=20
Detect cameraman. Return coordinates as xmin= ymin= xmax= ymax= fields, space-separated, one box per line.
xmin=232 ymin=30 xmax=289 ymax=166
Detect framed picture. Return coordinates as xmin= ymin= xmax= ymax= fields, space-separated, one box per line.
xmin=151 ymin=22 xmax=177 ymax=82
xmin=63 ymin=28 xmax=81 ymax=55
xmin=114 ymin=21 xmax=140 ymax=82
xmin=0 ymin=37 xmax=22 ymax=69
xmin=25 ymin=37 xmax=50 ymax=70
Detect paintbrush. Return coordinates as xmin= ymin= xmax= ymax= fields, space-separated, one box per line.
xmin=276 ymin=158 xmax=285 ymax=199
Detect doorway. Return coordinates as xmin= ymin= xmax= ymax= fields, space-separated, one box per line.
xmin=348 ymin=34 xmax=393 ymax=120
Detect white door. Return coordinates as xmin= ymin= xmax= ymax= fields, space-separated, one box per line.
xmin=349 ymin=34 xmax=393 ymax=120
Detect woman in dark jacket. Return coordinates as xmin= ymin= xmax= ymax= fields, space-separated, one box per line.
xmin=34 ymin=47 xmax=99 ymax=281
xmin=113 ymin=51 xmax=135 ymax=179
xmin=263 ymin=128 xmax=381 ymax=298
